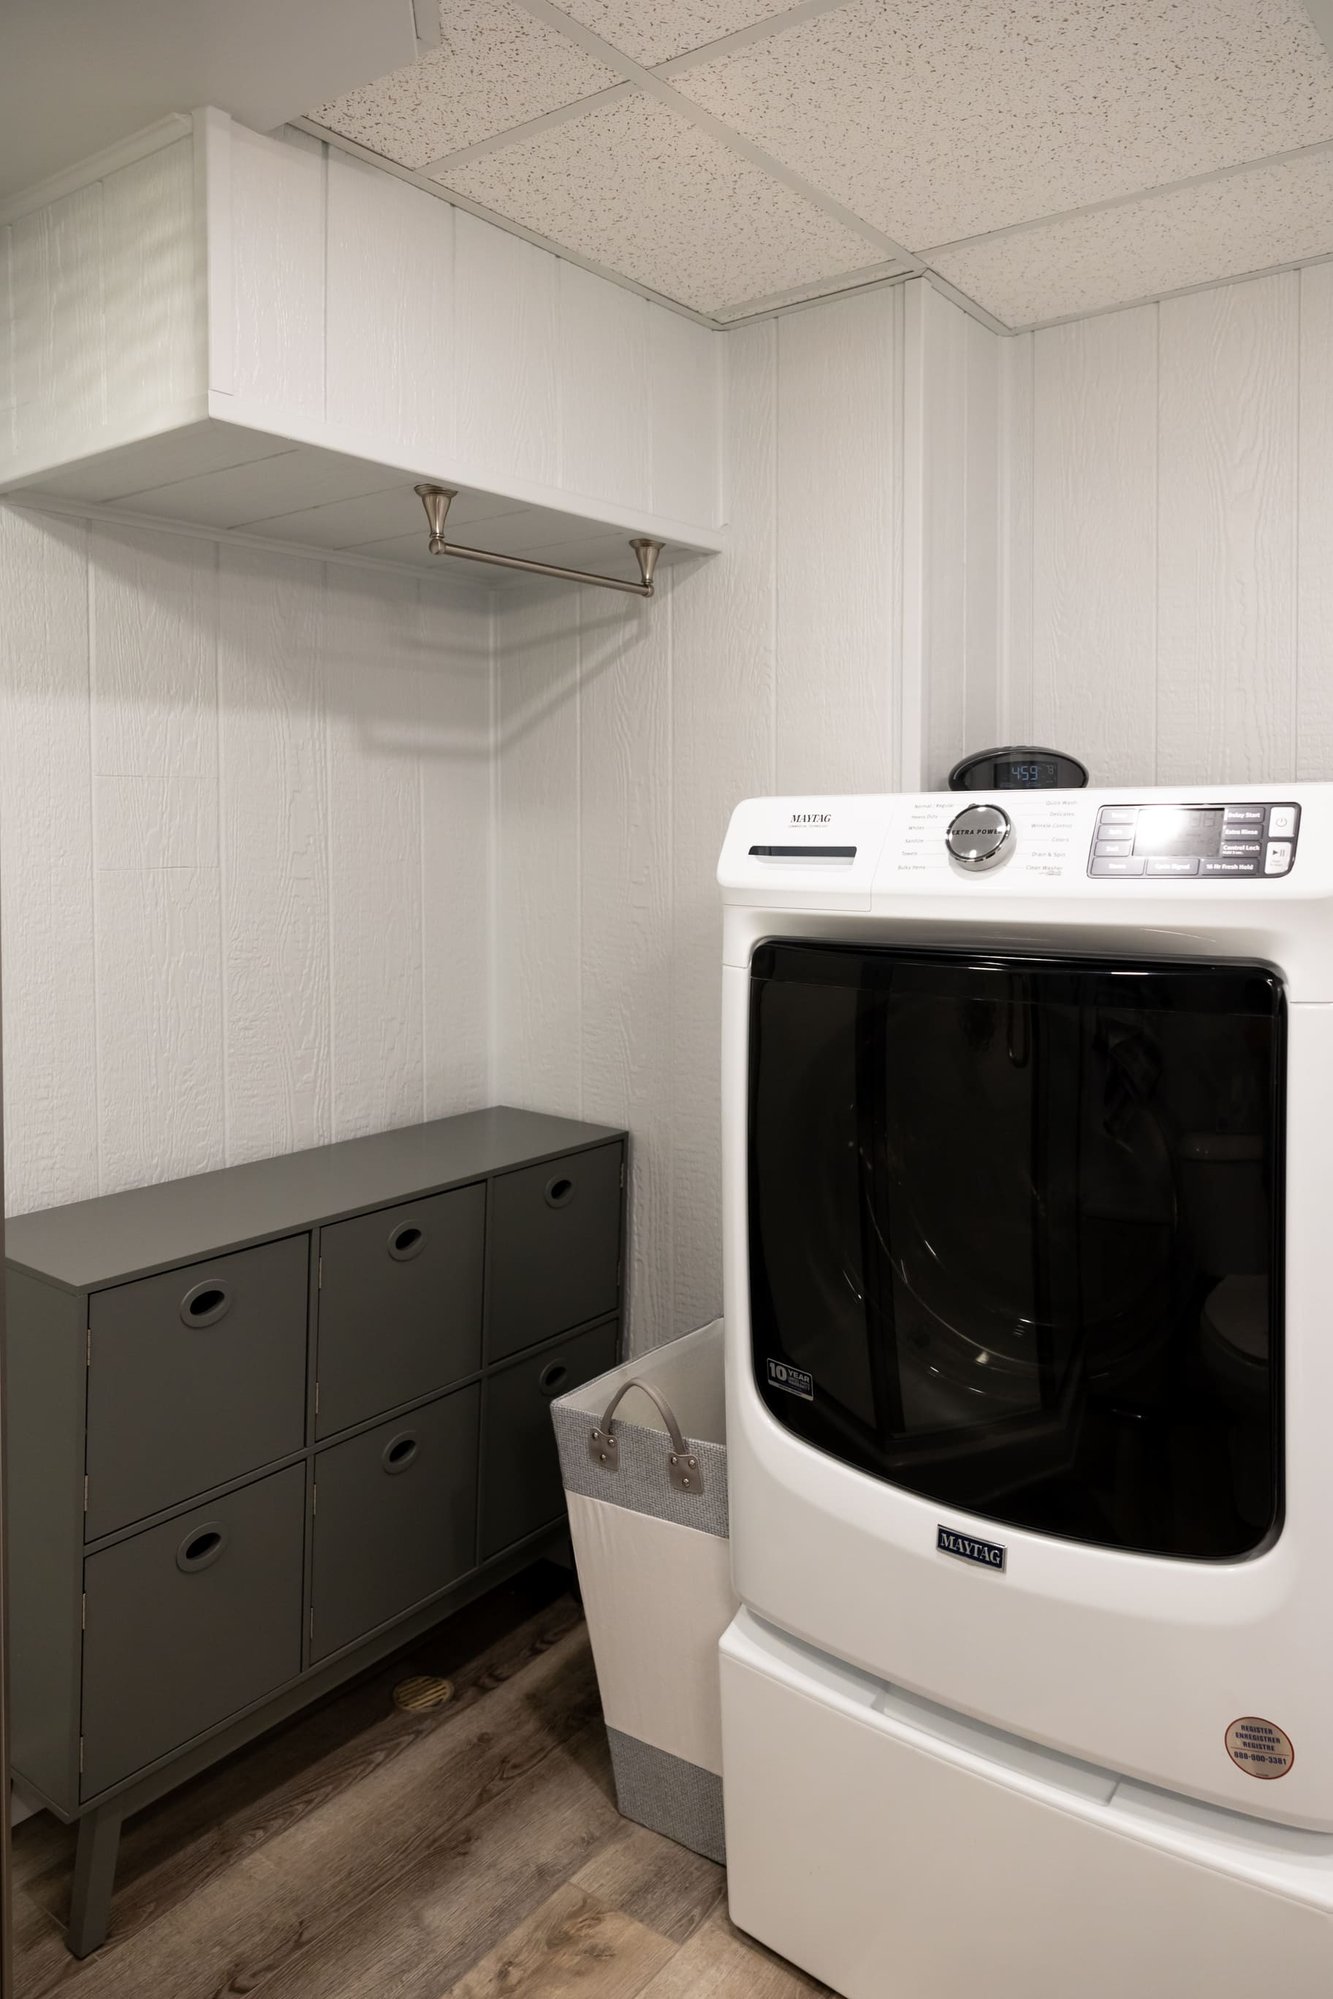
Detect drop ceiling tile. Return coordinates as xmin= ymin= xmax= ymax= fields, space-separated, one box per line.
xmin=438 ymin=91 xmax=885 ymax=317
xmin=552 ymin=0 xmax=803 ymax=66
xmin=674 ymin=0 xmax=1333 ymax=248
xmin=930 ymin=152 xmax=1333 ymax=328
xmin=309 ymin=0 xmax=619 ymax=168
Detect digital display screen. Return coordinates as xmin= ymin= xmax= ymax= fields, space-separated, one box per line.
xmin=996 ymin=759 xmax=1057 ymax=788
xmin=1133 ymin=807 xmax=1225 ymax=857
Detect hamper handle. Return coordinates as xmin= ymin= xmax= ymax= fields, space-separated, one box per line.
xmin=588 ymin=1378 xmax=703 ymax=1494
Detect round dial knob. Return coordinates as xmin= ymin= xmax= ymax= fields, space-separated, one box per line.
xmin=946 ymin=803 xmax=1012 ymax=870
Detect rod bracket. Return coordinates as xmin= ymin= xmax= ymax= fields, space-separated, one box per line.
xmin=414 ymin=483 xmax=456 ymax=555
xmin=630 ymin=538 xmax=662 ymax=591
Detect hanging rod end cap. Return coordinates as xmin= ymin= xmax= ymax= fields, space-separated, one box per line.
xmin=415 ymin=483 xmax=458 ymax=556
xmin=630 ymin=537 xmax=664 ymax=592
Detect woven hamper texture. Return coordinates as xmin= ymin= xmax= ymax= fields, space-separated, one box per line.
xmin=552 ymin=1402 xmax=729 ymax=1537
xmin=607 ymin=1726 xmax=726 ymax=1864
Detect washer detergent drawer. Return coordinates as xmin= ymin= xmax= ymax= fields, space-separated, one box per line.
xmin=719 ymin=1611 xmax=1333 ymax=1999
xmin=310 ymin=1383 xmax=480 ymax=1662
xmin=81 ymin=1466 xmax=305 ymax=1798
xmin=86 ymin=1235 xmax=309 ymax=1539
xmin=486 ymin=1143 xmax=623 ymax=1361
xmin=316 ymin=1184 xmax=484 ymax=1437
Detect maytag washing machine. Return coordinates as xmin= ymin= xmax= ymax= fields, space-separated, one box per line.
xmin=716 ymin=784 xmax=1333 ymax=1999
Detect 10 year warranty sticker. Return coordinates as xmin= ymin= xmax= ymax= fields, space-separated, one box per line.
xmin=1225 ymin=1716 xmax=1295 ymax=1780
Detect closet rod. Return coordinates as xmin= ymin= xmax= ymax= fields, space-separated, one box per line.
xmin=415 ymin=486 xmax=663 ymax=596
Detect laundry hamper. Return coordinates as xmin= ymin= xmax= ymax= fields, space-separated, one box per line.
xmin=551 ymin=1319 xmax=734 ymax=1863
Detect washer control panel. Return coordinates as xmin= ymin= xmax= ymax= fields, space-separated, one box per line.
xmin=1088 ymin=801 xmax=1300 ymax=880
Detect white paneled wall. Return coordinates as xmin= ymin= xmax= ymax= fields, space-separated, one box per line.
xmin=494 ymin=286 xmax=904 ymax=1354
xmin=909 ymin=282 xmax=1003 ymax=787
xmin=1001 ymin=266 xmax=1333 ymax=783
xmin=774 ymin=295 xmax=900 ymax=794
xmin=0 ymin=504 xmax=491 ymax=1216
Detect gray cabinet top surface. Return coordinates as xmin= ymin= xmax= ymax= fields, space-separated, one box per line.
xmin=6 ymin=1108 xmax=625 ymax=1295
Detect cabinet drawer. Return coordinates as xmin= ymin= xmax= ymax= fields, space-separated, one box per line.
xmin=86 ymin=1235 xmax=309 ymax=1540
xmin=310 ymin=1384 xmax=479 ymax=1663
xmin=480 ymin=1318 xmax=619 ymax=1560
xmin=486 ymin=1143 xmax=623 ymax=1362
xmin=316 ymin=1185 xmax=484 ymax=1438
xmin=81 ymin=1465 xmax=305 ymax=1798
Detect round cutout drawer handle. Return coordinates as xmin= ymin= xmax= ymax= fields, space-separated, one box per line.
xmin=382 ymin=1432 xmax=419 ymax=1474
xmin=179 ymin=1280 xmax=232 ymax=1328
xmin=539 ymin=1361 xmax=569 ymax=1396
xmin=387 ymin=1220 xmax=426 ymax=1262
xmin=544 ymin=1175 xmax=575 ymax=1210
xmin=176 ymin=1523 xmax=227 ymax=1574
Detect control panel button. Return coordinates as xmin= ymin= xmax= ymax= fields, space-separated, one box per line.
xmin=1265 ymin=841 xmax=1293 ymax=875
xmin=1091 ymin=857 xmax=1145 ymax=877
xmin=1145 ymin=857 xmax=1200 ymax=877
xmin=946 ymin=804 xmax=1012 ymax=871
xmin=1268 ymin=805 xmax=1297 ymax=838
xmin=1199 ymin=857 xmax=1259 ymax=877
xmin=1098 ymin=809 xmax=1135 ymax=826
xmin=1220 ymin=840 xmax=1262 ymax=857
xmin=1223 ymin=807 xmax=1265 ymax=824
xmin=1094 ymin=839 xmax=1133 ymax=857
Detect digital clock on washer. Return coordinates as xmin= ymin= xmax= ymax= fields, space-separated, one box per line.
xmin=948 ymin=745 xmax=1089 ymax=792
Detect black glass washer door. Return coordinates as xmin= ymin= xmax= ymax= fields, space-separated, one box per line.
xmin=747 ymin=944 xmax=1284 ymax=1560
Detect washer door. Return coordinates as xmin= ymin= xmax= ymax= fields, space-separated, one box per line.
xmin=746 ymin=943 xmax=1284 ymax=1560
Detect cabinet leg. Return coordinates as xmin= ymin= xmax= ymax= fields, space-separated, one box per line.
xmin=67 ymin=1804 xmax=122 ymax=1958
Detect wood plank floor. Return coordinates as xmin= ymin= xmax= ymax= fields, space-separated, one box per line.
xmin=12 ymin=1566 xmax=830 ymax=1998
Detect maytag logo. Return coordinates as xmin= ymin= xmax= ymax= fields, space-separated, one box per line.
xmin=790 ymin=812 xmax=831 ymax=825
xmin=936 ymin=1526 xmax=1006 ymax=1572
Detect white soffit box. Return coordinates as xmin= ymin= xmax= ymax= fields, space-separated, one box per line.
xmin=0 ymin=112 xmax=725 ymax=589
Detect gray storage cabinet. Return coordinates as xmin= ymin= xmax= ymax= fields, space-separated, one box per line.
xmin=481 ymin=1317 xmax=619 ymax=1559
xmin=4 ymin=1106 xmax=626 ymax=1958
xmin=310 ymin=1384 xmax=481 ymax=1662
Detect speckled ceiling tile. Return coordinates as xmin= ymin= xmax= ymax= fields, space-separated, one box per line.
xmin=930 ymin=151 xmax=1333 ymax=328
xmin=674 ymin=0 xmax=1333 ymax=248
xmin=437 ymin=90 xmax=886 ymax=317
xmin=551 ymin=0 xmax=804 ymax=66
xmin=308 ymin=0 xmax=619 ymax=167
